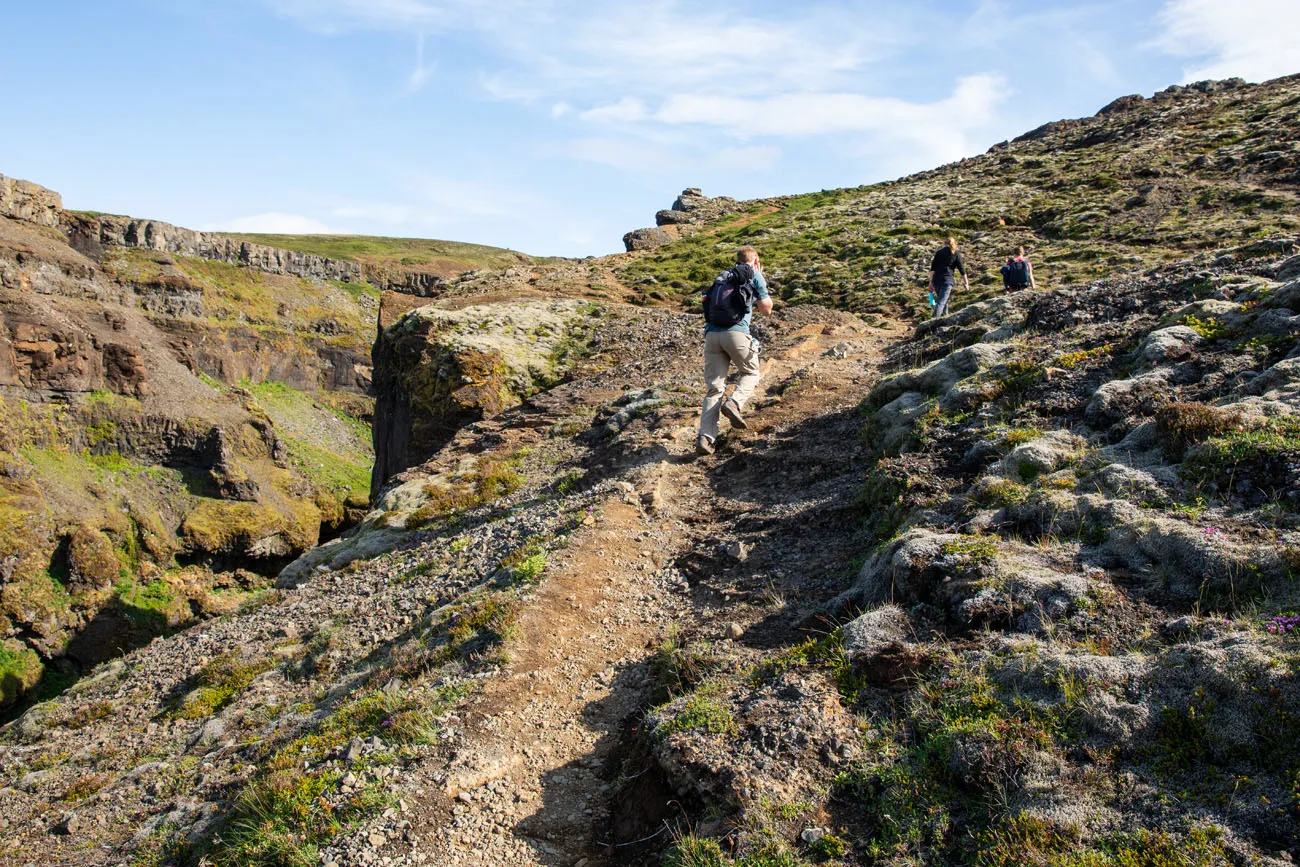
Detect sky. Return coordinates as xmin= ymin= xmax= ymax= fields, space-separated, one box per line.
xmin=3 ymin=0 xmax=1299 ymax=258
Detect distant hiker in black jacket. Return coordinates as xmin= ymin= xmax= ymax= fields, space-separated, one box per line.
xmin=1000 ymin=247 xmax=1037 ymax=291
xmin=929 ymin=237 xmax=968 ymax=318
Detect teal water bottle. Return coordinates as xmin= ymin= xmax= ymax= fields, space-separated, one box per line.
xmin=927 ymin=291 xmax=936 ymax=308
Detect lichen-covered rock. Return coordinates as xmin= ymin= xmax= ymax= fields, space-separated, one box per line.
xmin=872 ymin=391 xmax=929 ymax=452
xmin=1085 ymin=368 xmax=1174 ymax=422
xmin=1097 ymin=515 xmax=1280 ymax=598
xmin=870 ymin=343 xmax=1008 ymax=408
xmin=994 ymin=430 xmax=1083 ymax=481
xmin=1242 ymin=356 xmax=1300 ymax=399
xmin=649 ymin=671 xmax=858 ymax=810
xmin=1136 ymin=325 xmax=1202 ymax=363
xmin=842 ymin=605 xmax=925 ymax=685
xmin=1093 ymin=463 xmax=1167 ymax=503
xmin=1162 ymin=298 xmax=1245 ymax=327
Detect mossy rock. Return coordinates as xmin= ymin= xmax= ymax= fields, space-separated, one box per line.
xmin=0 ymin=640 xmax=43 ymax=708
xmin=180 ymin=499 xmax=320 ymax=560
xmin=66 ymin=524 xmax=122 ymax=593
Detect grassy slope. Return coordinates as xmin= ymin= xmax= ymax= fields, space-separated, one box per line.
xmin=623 ymin=76 xmax=1300 ymax=320
xmin=222 ymin=233 xmax=540 ymax=277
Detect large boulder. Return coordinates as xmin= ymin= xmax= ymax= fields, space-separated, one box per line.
xmin=1098 ymin=515 xmax=1282 ymax=598
xmin=1135 ymin=325 xmax=1202 ymax=363
xmin=370 ymin=299 xmax=585 ymax=496
xmin=622 ymin=227 xmax=676 ymax=252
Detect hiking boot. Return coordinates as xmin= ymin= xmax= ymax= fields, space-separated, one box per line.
xmin=722 ymin=399 xmax=747 ymax=430
xmin=695 ymin=435 xmax=715 ymax=456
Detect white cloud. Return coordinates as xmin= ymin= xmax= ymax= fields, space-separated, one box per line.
xmin=580 ymin=97 xmax=647 ymax=123
xmin=221 ymin=212 xmax=335 ymax=233
xmin=656 ymin=74 xmax=1006 ymax=141
xmin=551 ymin=102 xmax=573 ymax=118
xmin=1155 ymin=0 xmax=1300 ymax=82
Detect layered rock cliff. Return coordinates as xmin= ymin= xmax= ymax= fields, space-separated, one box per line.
xmin=0 ymin=177 xmax=376 ymax=713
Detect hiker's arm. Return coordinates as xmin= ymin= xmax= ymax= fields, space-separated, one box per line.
xmin=753 ymin=272 xmax=773 ymax=316
xmin=1029 ymin=261 xmax=1037 ymax=290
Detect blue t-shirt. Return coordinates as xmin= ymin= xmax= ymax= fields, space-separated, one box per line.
xmin=704 ymin=271 xmax=769 ymax=334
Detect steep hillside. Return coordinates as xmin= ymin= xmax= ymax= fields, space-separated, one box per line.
xmin=2 ymin=74 xmax=1300 ymax=867
xmin=621 ymin=76 xmax=1300 ymax=318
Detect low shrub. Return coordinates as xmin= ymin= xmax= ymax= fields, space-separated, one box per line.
xmin=1154 ymin=402 xmax=1243 ymax=461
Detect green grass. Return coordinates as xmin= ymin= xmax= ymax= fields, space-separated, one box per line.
xmin=657 ymin=684 xmax=738 ymax=739
xmin=169 ymin=652 xmax=274 ymax=720
xmin=282 ymin=435 xmax=371 ymax=500
xmin=1181 ymin=417 xmax=1300 ymax=497
xmin=978 ymin=816 xmax=1230 ymax=867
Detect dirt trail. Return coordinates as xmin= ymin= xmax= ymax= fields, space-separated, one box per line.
xmin=389 ymin=315 xmax=905 ymax=867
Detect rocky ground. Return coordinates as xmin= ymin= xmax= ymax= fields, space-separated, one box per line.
xmin=0 ymin=292 xmax=892 ymax=866
xmin=5 ymin=74 xmax=1300 ymax=867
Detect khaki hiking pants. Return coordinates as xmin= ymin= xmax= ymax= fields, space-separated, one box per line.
xmin=698 ymin=330 xmax=761 ymax=442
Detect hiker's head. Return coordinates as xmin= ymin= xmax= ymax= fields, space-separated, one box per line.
xmin=1017 ymin=246 xmax=1026 ymax=258
xmin=736 ymin=246 xmax=759 ymax=266
xmin=946 ymin=237 xmax=958 ymax=252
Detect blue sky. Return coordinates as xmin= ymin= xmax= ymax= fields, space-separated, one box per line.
xmin=3 ymin=0 xmax=1298 ymax=257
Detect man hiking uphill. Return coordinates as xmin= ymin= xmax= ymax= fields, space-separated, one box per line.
xmin=696 ymin=246 xmax=773 ymax=456
xmin=928 ymin=236 xmax=969 ymax=318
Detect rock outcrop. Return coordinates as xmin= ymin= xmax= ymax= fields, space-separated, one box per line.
xmin=0 ymin=174 xmax=62 ymax=229
xmin=370 ymin=299 xmax=586 ymax=496
xmin=623 ymin=187 xmax=744 ymax=251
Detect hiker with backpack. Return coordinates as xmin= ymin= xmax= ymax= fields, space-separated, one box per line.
xmin=928 ymin=237 xmax=968 ymax=318
xmin=696 ymin=246 xmax=772 ymax=456
xmin=1000 ymin=247 xmax=1036 ymax=291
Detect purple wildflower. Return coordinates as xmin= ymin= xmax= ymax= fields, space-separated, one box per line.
xmin=1264 ymin=613 xmax=1300 ymax=635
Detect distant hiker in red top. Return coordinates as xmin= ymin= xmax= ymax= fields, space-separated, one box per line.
xmin=928 ymin=237 xmax=968 ymax=318
xmin=1000 ymin=247 xmax=1037 ymax=291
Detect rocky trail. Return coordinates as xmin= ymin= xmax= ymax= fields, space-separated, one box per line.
xmin=317 ymin=312 xmax=904 ymax=867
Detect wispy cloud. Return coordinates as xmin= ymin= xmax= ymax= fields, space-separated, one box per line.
xmin=652 ymin=75 xmax=1008 ymax=167
xmin=1155 ymin=0 xmax=1300 ymax=83
xmin=406 ymin=33 xmax=436 ymax=94
xmin=221 ymin=212 xmax=335 ymax=233
xmin=580 ymin=97 xmax=647 ymax=124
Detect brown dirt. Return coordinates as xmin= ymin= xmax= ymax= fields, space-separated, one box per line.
xmin=389 ymin=311 xmax=906 ymax=866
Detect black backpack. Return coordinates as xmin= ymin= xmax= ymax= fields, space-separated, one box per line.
xmin=702 ymin=264 xmax=756 ymax=328
xmin=1005 ymin=259 xmax=1030 ymax=287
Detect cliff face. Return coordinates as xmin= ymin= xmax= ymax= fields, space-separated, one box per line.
xmin=0 ymin=175 xmax=62 ymax=229
xmin=63 ymin=211 xmax=363 ymax=283
xmin=0 ymin=178 xmax=374 ymax=712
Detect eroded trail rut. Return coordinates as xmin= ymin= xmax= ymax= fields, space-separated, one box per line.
xmin=378 ymin=320 xmax=904 ymax=867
